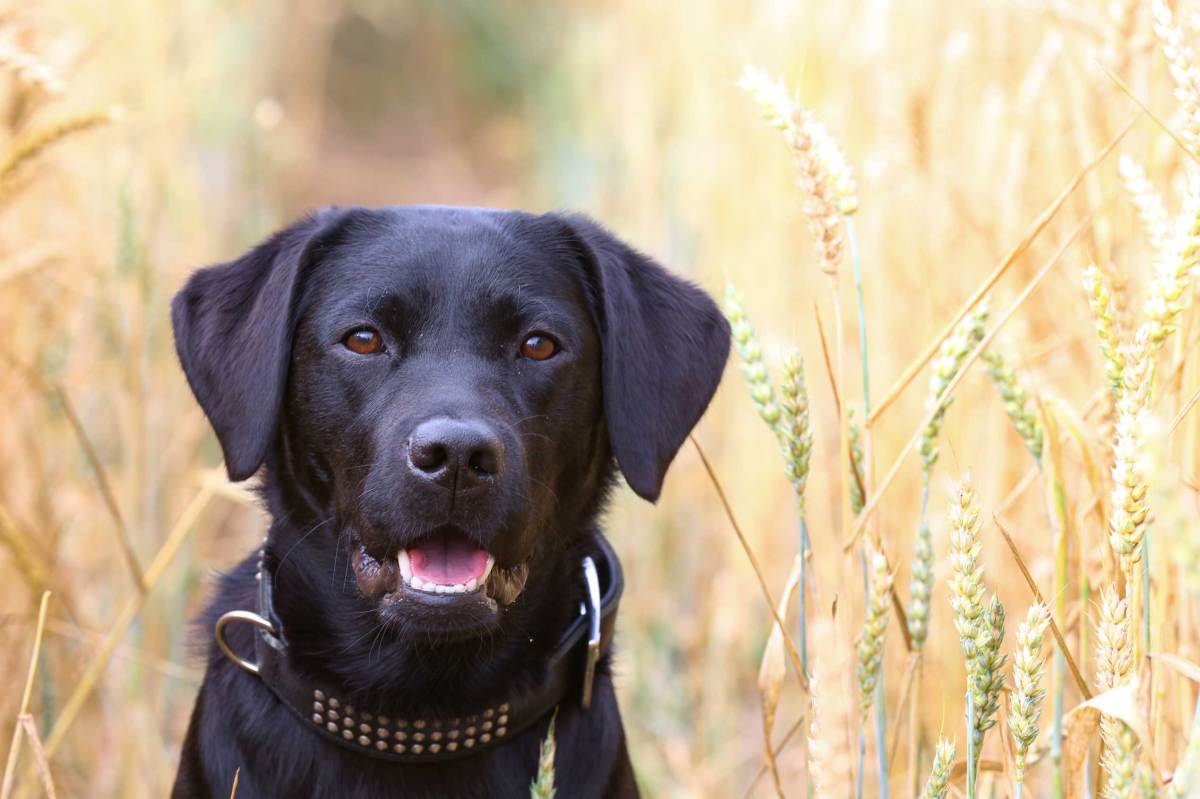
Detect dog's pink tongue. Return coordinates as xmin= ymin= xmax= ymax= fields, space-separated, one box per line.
xmin=408 ymin=534 xmax=489 ymax=585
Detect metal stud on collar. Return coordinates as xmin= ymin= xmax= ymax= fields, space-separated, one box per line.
xmin=214 ymin=609 xmax=277 ymax=675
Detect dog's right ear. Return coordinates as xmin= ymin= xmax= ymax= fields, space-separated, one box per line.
xmin=171 ymin=209 xmax=347 ymax=482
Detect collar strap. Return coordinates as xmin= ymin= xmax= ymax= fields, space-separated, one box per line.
xmin=214 ymin=536 xmax=624 ymax=763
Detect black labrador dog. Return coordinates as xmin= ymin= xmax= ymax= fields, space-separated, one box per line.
xmin=170 ymin=206 xmax=729 ymax=798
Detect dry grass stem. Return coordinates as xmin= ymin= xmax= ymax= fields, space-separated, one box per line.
xmin=993 ymin=516 xmax=1092 ymax=699
xmin=0 ymin=592 xmax=50 ymax=799
xmin=690 ymin=436 xmax=809 ymax=690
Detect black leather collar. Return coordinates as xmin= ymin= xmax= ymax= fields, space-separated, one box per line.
xmin=214 ymin=536 xmax=624 ymax=763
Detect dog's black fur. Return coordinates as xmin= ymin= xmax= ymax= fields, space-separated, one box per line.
xmin=170 ymin=206 xmax=729 ymax=798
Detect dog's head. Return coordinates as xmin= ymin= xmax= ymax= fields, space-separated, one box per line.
xmin=173 ymin=207 xmax=728 ymax=641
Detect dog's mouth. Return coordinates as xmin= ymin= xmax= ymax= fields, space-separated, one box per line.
xmin=351 ymin=527 xmax=529 ymax=612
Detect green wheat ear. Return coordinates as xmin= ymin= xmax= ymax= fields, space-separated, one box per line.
xmin=724 ymin=283 xmax=782 ymax=430
xmin=529 ymin=709 xmax=559 ymax=799
xmin=919 ymin=738 xmax=955 ymax=799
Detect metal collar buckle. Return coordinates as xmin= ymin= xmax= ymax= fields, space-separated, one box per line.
xmin=214 ymin=609 xmax=275 ymax=675
xmin=579 ymin=555 xmax=602 ymax=710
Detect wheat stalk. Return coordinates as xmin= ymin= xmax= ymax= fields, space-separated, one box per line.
xmin=0 ymin=109 xmax=116 ymax=191
xmin=848 ymin=407 xmax=866 ymax=515
xmin=1118 ymin=155 xmax=1171 ymax=253
xmin=808 ymin=624 xmax=854 ymax=798
xmin=918 ymin=738 xmax=955 ymax=799
xmin=1142 ymin=185 xmax=1200 ymax=354
xmin=1096 ymin=588 xmax=1138 ymax=799
xmin=1153 ymin=0 xmax=1200 ymax=148
xmin=725 ymin=284 xmax=783 ymax=429
xmin=981 ymin=349 xmax=1044 ymax=464
xmin=920 ymin=307 xmax=989 ymax=477
xmin=739 ymin=65 xmax=846 ymax=277
xmin=947 ymin=473 xmax=1006 ymax=794
xmin=907 ymin=521 xmax=935 ymax=650
xmin=856 ymin=546 xmax=893 ymax=723
xmin=1008 ymin=602 xmax=1050 ymax=791
xmin=1083 ymin=263 xmax=1126 ymax=396
xmin=779 ymin=352 xmax=815 ymax=515
xmin=1109 ymin=332 xmax=1151 ymax=582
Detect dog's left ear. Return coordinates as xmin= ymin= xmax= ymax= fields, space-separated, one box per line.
xmin=556 ymin=214 xmax=731 ymax=502
xmin=171 ymin=209 xmax=349 ymax=482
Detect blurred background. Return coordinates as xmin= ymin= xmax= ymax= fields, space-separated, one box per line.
xmin=2 ymin=0 xmax=1199 ymax=796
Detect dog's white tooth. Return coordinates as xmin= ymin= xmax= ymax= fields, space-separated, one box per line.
xmin=398 ymin=550 xmax=412 ymax=583
xmin=435 ymin=583 xmax=447 ymax=594
xmin=450 ymin=583 xmax=464 ymax=593
xmin=412 ymin=576 xmax=429 ymax=592
xmin=465 ymin=578 xmax=478 ymax=592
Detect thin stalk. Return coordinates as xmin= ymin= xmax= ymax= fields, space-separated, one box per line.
xmin=967 ymin=690 xmax=977 ymax=799
xmin=909 ymin=483 xmax=931 ymax=796
xmin=875 ymin=679 xmax=889 ymax=798
xmin=858 ymin=547 xmax=868 ymax=799
xmin=857 ymin=730 xmax=866 ymax=799
xmin=0 ymin=592 xmax=51 ymax=799
xmin=1042 ymin=402 xmax=1070 ymax=799
xmin=850 ymin=217 xmax=887 ymax=798
xmin=800 ymin=518 xmax=812 ymax=799
xmin=799 ymin=517 xmax=810 ymax=678
xmin=850 ymin=218 xmax=871 ymax=411
xmin=909 ymin=657 xmax=923 ymax=799
xmin=1141 ymin=535 xmax=1151 ymax=655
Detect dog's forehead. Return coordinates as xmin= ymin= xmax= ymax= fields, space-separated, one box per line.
xmin=313 ymin=207 xmax=583 ymax=303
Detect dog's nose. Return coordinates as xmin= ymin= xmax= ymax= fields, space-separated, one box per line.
xmin=407 ymin=418 xmax=503 ymax=489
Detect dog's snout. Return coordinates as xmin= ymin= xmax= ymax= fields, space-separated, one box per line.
xmin=407 ymin=418 xmax=503 ymax=489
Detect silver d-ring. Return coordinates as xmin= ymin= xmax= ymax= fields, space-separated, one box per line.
xmin=214 ymin=610 xmax=275 ymax=675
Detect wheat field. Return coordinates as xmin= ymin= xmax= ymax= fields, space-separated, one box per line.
xmin=1 ymin=1 xmax=1199 ymax=797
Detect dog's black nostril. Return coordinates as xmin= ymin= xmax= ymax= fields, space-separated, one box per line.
xmin=467 ymin=446 xmax=499 ymax=477
xmin=409 ymin=440 xmax=449 ymax=474
xmin=407 ymin=417 xmax=504 ymax=489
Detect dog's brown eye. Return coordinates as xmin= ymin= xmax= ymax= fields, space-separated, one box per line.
xmin=520 ymin=333 xmax=558 ymax=361
xmin=344 ymin=327 xmax=383 ymax=355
